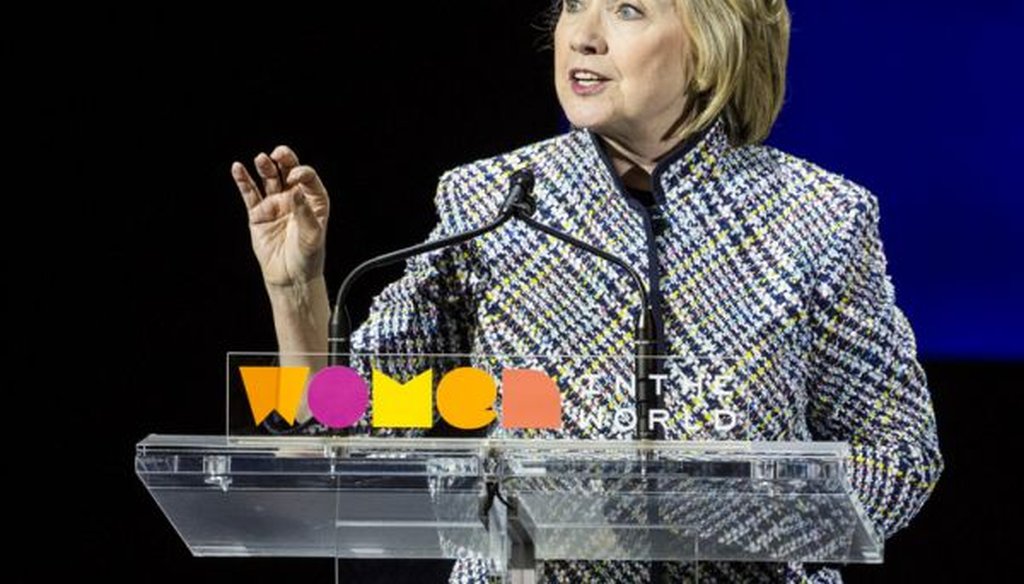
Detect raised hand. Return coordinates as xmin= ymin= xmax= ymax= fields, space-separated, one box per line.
xmin=232 ymin=146 xmax=330 ymax=288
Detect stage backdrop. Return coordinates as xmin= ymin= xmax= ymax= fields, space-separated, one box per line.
xmin=771 ymin=1 xmax=1023 ymax=359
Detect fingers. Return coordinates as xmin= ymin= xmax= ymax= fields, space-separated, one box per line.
xmin=255 ymin=152 xmax=284 ymax=196
xmin=286 ymin=165 xmax=329 ymax=201
xmin=246 ymin=186 xmax=318 ymax=234
xmin=270 ymin=145 xmax=300 ymax=183
xmin=232 ymin=162 xmax=263 ymax=210
xmin=234 ymin=145 xmax=327 ymax=225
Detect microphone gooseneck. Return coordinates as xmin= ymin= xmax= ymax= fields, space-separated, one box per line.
xmin=327 ymin=167 xmax=662 ymax=440
xmin=328 ymin=171 xmax=536 ymax=365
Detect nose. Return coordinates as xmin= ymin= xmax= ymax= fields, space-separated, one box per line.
xmin=569 ymin=10 xmax=607 ymax=55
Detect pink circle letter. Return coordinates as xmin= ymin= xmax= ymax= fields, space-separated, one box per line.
xmin=307 ymin=366 xmax=369 ymax=429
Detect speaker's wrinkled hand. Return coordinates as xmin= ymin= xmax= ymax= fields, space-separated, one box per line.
xmin=231 ymin=146 xmax=330 ymax=288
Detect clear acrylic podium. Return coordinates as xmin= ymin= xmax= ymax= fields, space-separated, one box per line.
xmin=135 ymin=352 xmax=883 ymax=582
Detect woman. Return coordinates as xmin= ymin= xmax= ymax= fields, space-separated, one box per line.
xmin=231 ymin=1 xmax=944 ymax=582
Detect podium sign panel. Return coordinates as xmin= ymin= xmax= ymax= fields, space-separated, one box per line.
xmin=225 ymin=352 xmax=790 ymax=441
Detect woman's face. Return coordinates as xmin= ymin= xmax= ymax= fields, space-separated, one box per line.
xmin=554 ymin=0 xmax=690 ymax=145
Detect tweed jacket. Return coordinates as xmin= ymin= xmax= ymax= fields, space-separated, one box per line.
xmin=347 ymin=117 xmax=945 ymax=583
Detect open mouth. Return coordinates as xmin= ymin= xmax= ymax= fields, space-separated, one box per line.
xmin=570 ymin=69 xmax=610 ymax=94
xmin=571 ymin=69 xmax=609 ymax=84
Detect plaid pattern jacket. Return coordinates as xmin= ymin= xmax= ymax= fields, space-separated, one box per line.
xmin=349 ymin=117 xmax=944 ymax=583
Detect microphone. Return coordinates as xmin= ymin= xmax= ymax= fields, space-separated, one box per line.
xmin=328 ymin=171 xmax=535 ymax=362
xmin=502 ymin=168 xmax=663 ymax=441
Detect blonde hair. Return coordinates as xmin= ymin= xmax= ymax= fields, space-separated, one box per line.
xmin=538 ymin=0 xmax=791 ymax=146
xmin=677 ymin=0 xmax=791 ymax=145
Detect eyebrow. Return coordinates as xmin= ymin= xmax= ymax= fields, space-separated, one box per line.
xmin=605 ymin=0 xmax=661 ymax=8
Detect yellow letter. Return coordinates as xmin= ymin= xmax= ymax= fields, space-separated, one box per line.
xmin=372 ymin=368 xmax=434 ymax=428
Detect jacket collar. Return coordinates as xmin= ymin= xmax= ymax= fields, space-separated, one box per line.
xmin=580 ymin=116 xmax=731 ymax=207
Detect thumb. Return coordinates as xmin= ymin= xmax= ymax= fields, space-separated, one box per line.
xmin=291 ymin=186 xmax=319 ymax=231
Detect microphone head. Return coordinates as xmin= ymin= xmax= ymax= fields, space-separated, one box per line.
xmin=502 ymin=167 xmax=537 ymax=218
xmin=510 ymin=167 xmax=535 ymax=194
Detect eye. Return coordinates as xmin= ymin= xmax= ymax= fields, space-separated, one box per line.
xmin=563 ymin=0 xmax=583 ymax=13
xmin=616 ymin=3 xmax=644 ymax=19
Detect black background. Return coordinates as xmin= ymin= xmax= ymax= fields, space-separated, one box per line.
xmin=11 ymin=3 xmax=1018 ymax=582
